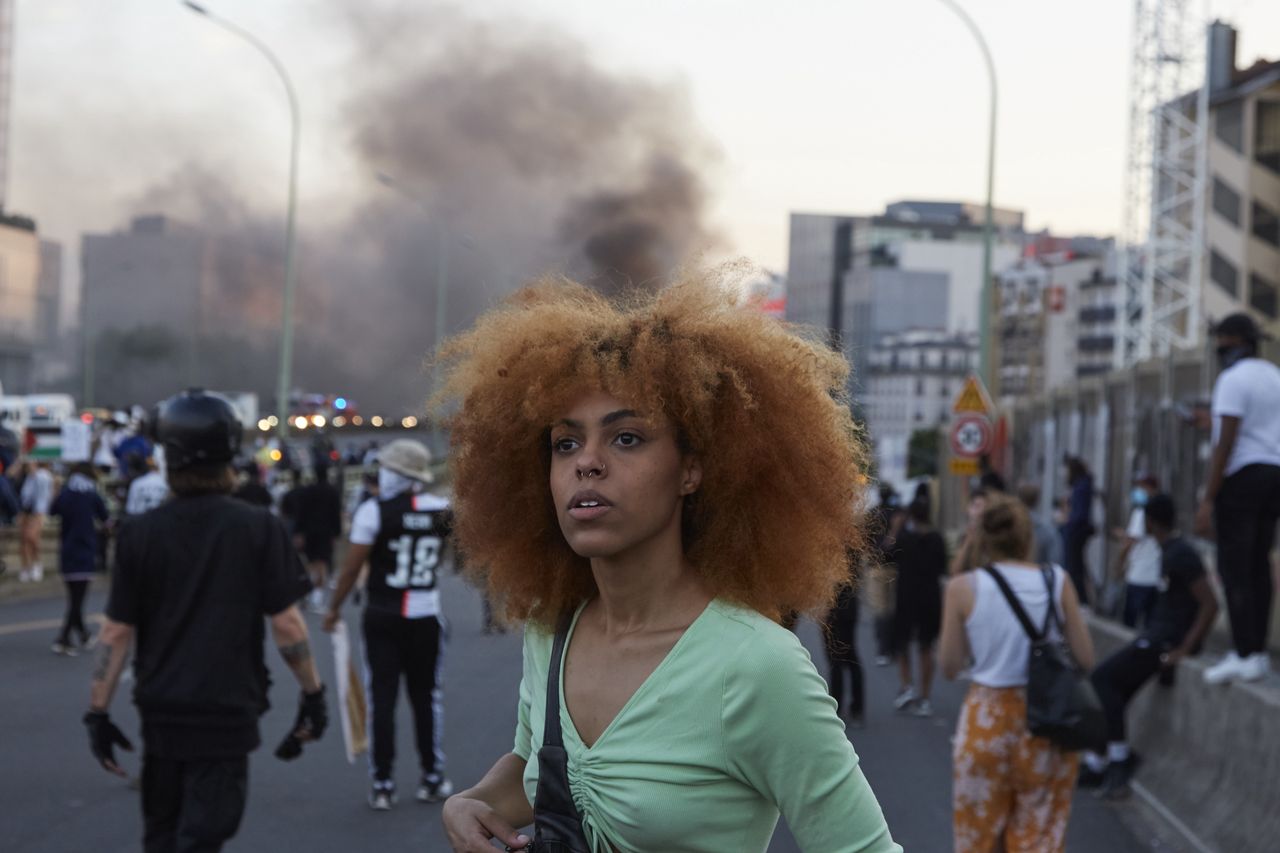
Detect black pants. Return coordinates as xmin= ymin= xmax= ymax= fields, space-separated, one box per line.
xmin=1090 ymin=640 xmax=1164 ymax=744
xmin=1122 ymin=583 xmax=1158 ymax=630
xmin=363 ymin=609 xmax=445 ymax=783
xmin=141 ymin=753 xmax=248 ymax=853
xmin=1063 ymin=526 xmax=1091 ymax=606
xmin=58 ymin=579 xmax=90 ymax=645
xmin=824 ymin=591 xmax=864 ymax=718
xmin=1216 ymin=464 xmax=1280 ymax=656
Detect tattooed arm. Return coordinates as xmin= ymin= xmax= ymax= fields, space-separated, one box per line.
xmin=269 ymin=604 xmax=321 ymax=693
xmin=88 ymin=618 xmax=135 ymax=712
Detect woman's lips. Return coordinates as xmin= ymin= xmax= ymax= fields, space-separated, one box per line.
xmin=567 ymin=505 xmax=612 ymax=522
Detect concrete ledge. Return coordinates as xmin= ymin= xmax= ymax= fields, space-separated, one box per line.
xmin=1089 ymin=617 xmax=1280 ymax=853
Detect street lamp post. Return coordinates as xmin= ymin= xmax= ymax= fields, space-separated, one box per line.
xmin=937 ymin=0 xmax=998 ymax=389
xmin=182 ymin=2 xmax=300 ymax=440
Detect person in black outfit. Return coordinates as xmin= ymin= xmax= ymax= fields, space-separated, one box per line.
xmin=50 ymin=462 xmax=110 ymax=654
xmin=1060 ymin=455 xmax=1095 ymax=606
xmin=1082 ymin=494 xmax=1219 ymax=800
xmin=233 ymin=462 xmax=273 ymax=508
xmin=324 ymin=438 xmax=453 ymax=811
xmin=84 ymin=389 xmax=327 ymax=853
xmin=871 ymin=485 xmax=902 ymax=665
xmin=887 ymin=497 xmax=946 ymax=716
xmin=292 ymin=463 xmax=344 ymax=612
xmin=823 ymin=552 xmax=864 ymax=728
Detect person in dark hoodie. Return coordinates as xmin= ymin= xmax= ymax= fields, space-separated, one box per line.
xmin=50 ymin=463 xmax=109 ymax=655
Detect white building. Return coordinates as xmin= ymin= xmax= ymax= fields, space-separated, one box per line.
xmin=863 ymin=328 xmax=979 ymax=490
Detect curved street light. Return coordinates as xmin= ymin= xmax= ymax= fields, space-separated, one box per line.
xmin=936 ymin=0 xmax=998 ymax=388
xmin=181 ymin=1 xmax=300 ymax=440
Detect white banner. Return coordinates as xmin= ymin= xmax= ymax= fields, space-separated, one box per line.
xmin=330 ymin=619 xmax=368 ymax=764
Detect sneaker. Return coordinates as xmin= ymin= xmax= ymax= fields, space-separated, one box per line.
xmin=1097 ymin=755 xmax=1140 ymax=800
xmin=31 ymin=565 xmax=43 ymax=582
xmin=1077 ymin=764 xmax=1107 ymax=789
xmin=893 ymin=686 xmax=917 ymax=712
xmin=910 ymin=699 xmax=934 ymax=717
xmin=1203 ymin=651 xmax=1248 ymax=685
xmin=1240 ymin=653 xmax=1271 ymax=682
xmin=369 ymin=783 xmax=397 ymax=811
xmin=78 ymin=632 xmax=98 ymax=652
xmin=18 ymin=569 xmax=30 ymax=583
xmin=51 ymin=641 xmax=79 ymax=657
xmin=416 ymin=774 xmax=453 ymax=803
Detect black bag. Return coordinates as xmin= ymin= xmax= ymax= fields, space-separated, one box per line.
xmin=510 ymin=614 xmax=591 ymax=853
xmin=982 ymin=565 xmax=1107 ymax=752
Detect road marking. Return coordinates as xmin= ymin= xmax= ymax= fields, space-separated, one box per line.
xmin=1131 ymin=780 xmax=1218 ymax=853
xmin=0 ymin=612 xmax=104 ymax=637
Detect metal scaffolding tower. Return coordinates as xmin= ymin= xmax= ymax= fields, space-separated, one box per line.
xmin=0 ymin=0 xmax=12 ymax=212
xmin=1116 ymin=0 xmax=1210 ymax=367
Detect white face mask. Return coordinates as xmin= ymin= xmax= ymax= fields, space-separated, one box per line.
xmin=378 ymin=468 xmax=415 ymax=498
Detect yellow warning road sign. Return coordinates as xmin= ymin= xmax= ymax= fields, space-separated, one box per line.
xmin=952 ymin=374 xmax=993 ymax=415
xmin=949 ymin=458 xmax=980 ymax=476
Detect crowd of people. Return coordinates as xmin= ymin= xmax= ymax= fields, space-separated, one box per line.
xmin=11 ymin=287 xmax=1268 ymax=853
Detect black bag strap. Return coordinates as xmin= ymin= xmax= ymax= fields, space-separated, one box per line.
xmin=982 ymin=565 xmax=1044 ymax=642
xmin=1039 ymin=564 xmax=1063 ymax=636
xmin=543 ymin=611 xmax=574 ymax=749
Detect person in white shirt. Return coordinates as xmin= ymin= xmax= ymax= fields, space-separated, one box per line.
xmin=18 ymin=460 xmax=54 ymax=582
xmin=1113 ymin=473 xmax=1161 ymax=629
xmin=1196 ymin=313 xmax=1280 ymax=685
xmin=125 ymin=456 xmax=170 ymax=516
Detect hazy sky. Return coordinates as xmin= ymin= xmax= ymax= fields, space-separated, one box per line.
xmin=10 ymin=0 xmax=1280 ymax=294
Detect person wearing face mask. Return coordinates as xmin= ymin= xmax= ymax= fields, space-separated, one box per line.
xmin=1197 ymin=312 xmax=1280 ymax=685
xmin=1112 ymin=473 xmax=1161 ymax=629
xmin=323 ymin=438 xmax=455 ymax=810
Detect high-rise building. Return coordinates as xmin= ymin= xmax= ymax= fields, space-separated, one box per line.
xmin=1202 ymin=25 xmax=1280 ymax=333
xmin=785 ymin=201 xmax=1025 ymax=393
xmin=0 ymin=211 xmax=39 ymax=392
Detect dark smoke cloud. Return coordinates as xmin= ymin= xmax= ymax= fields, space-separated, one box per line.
xmin=94 ymin=2 xmax=721 ymax=414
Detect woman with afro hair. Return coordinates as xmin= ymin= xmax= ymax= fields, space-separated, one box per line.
xmin=439 ymin=273 xmax=899 ymax=853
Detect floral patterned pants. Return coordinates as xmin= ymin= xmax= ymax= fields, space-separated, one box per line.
xmin=952 ymin=684 xmax=1078 ymax=852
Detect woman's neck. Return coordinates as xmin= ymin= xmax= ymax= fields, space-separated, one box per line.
xmin=587 ymin=525 xmax=709 ymax=637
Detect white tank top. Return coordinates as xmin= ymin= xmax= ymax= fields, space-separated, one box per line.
xmin=965 ymin=562 xmax=1066 ymax=688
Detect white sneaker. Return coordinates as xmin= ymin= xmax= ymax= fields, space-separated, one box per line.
xmin=1203 ymin=652 xmax=1247 ymax=685
xmin=17 ymin=569 xmax=30 ymax=583
xmin=911 ymin=699 xmax=934 ymax=717
xmin=30 ymin=565 xmax=43 ymax=582
xmin=1239 ymin=653 xmax=1271 ymax=682
xmin=893 ymin=686 xmax=917 ymax=711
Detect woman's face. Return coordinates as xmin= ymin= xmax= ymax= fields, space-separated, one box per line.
xmin=548 ymin=390 xmax=701 ymax=560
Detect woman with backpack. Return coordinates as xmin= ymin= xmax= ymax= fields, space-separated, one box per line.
xmin=938 ymin=494 xmax=1094 ymax=853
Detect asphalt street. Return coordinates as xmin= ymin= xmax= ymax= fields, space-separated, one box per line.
xmin=1 ymin=568 xmax=1190 ymax=852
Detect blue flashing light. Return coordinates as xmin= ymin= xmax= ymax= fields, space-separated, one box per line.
xmin=334 ymin=397 xmax=348 ymax=410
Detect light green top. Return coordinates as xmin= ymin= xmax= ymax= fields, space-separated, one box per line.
xmin=513 ymin=599 xmax=901 ymax=853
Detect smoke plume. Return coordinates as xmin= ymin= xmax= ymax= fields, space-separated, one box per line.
xmin=90 ymin=2 xmax=721 ymax=414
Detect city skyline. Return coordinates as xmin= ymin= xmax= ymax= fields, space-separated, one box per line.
xmin=9 ymin=0 xmax=1280 ymax=312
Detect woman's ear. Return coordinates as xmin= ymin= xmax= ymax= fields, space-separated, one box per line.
xmin=680 ymin=455 xmax=703 ymax=496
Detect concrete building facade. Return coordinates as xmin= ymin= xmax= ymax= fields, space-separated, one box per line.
xmin=0 ymin=214 xmax=40 ymax=392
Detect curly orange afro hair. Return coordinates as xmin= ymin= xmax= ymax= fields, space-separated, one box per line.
xmin=435 ymin=271 xmax=870 ymax=629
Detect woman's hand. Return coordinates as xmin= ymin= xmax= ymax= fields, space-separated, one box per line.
xmin=443 ymin=794 xmax=531 ymax=852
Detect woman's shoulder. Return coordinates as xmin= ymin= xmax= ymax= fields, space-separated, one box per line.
xmin=705 ymin=600 xmax=812 ymax=677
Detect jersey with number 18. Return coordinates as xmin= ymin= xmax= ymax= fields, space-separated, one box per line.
xmin=363 ymin=492 xmax=452 ymax=619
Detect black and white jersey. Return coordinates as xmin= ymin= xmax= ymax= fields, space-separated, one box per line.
xmin=357 ymin=491 xmax=452 ymax=618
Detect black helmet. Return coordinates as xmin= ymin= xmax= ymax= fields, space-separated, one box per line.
xmin=151 ymin=389 xmax=242 ymax=471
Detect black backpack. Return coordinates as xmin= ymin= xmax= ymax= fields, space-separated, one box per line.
xmin=982 ymin=565 xmax=1107 ymax=752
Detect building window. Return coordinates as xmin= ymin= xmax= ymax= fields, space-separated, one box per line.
xmin=1216 ymin=101 xmax=1244 ymax=153
xmin=1250 ymin=273 xmax=1279 ymax=320
xmin=1213 ymin=175 xmax=1242 ymax=226
xmin=1210 ymin=249 xmax=1239 ymax=297
xmin=1253 ymin=199 xmax=1280 ymax=249
xmin=1258 ymin=100 xmax=1280 ymax=176
xmin=915 ymin=378 xmax=925 ymax=395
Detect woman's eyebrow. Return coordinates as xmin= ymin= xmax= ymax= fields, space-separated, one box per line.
xmin=600 ymin=409 xmax=641 ymax=426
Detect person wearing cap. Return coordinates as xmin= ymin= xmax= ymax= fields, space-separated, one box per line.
xmin=323 ymin=437 xmax=455 ymax=811
xmin=85 ymin=389 xmax=327 ymax=852
xmin=1112 ymin=473 xmax=1161 ymax=629
xmin=1197 ymin=313 xmax=1280 ymax=685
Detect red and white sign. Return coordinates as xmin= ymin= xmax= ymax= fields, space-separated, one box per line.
xmin=949 ymin=414 xmax=993 ymax=459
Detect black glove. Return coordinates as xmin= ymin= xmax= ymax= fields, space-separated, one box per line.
xmin=275 ymin=686 xmax=327 ymax=761
xmin=84 ymin=710 xmax=133 ymax=774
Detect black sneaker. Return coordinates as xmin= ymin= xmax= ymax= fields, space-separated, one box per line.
xmin=1077 ymin=764 xmax=1107 ymax=789
xmin=369 ymin=783 xmax=397 ymax=811
xmin=416 ymin=774 xmax=453 ymax=803
xmin=1096 ymin=753 xmax=1142 ymax=800
xmin=51 ymin=641 xmax=78 ymax=657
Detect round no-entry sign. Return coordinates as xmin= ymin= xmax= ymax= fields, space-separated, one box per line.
xmin=949 ymin=414 xmax=993 ymax=458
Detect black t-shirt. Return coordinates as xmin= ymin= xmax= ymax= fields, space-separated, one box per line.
xmin=233 ymin=481 xmax=273 ymax=508
xmin=106 ymin=494 xmax=312 ymax=758
xmin=1141 ymin=537 xmax=1206 ymax=648
xmin=292 ymin=481 xmax=343 ymax=543
xmin=366 ymin=491 xmax=453 ymax=616
xmin=891 ymin=528 xmax=946 ymax=612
